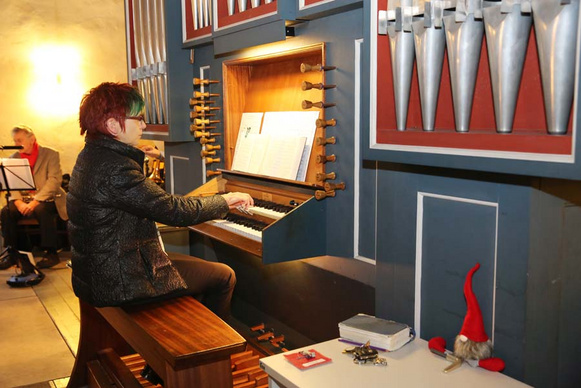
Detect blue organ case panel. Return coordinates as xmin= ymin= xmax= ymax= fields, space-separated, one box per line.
xmin=374 ymin=164 xmax=530 ymax=380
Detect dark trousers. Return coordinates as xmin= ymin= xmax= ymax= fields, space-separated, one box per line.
xmin=168 ymin=252 xmax=236 ymax=319
xmin=0 ymin=200 xmax=59 ymax=250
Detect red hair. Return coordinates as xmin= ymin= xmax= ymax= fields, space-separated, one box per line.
xmin=78 ymin=82 xmax=145 ymax=138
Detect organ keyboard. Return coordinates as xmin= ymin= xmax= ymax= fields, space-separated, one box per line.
xmin=187 ymin=170 xmax=326 ymax=264
xmin=211 ymin=219 xmax=262 ymax=242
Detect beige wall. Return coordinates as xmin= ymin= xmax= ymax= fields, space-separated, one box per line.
xmin=0 ymin=0 xmax=128 ymax=175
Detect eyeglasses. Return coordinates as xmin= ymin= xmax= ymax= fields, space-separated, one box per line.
xmin=125 ymin=114 xmax=146 ymax=123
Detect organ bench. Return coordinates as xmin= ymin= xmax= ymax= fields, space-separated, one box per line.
xmin=67 ymin=296 xmax=246 ymax=388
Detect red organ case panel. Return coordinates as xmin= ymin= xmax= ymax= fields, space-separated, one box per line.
xmin=215 ymin=0 xmax=278 ymax=30
xmin=372 ymin=0 xmax=577 ymax=159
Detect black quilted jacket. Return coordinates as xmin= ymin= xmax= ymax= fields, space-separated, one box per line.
xmin=67 ymin=134 xmax=228 ymax=307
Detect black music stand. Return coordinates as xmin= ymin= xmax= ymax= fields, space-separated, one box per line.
xmin=0 ymin=158 xmax=35 ymax=199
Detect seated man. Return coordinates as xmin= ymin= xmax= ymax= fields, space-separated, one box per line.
xmin=0 ymin=125 xmax=65 ymax=270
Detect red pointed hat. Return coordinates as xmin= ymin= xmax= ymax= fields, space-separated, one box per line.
xmin=459 ymin=263 xmax=489 ymax=342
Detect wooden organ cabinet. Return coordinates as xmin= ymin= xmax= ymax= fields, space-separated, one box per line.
xmin=189 ymin=44 xmax=342 ymax=264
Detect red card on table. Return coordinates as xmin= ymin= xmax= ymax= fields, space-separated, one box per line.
xmin=284 ymin=349 xmax=332 ymax=370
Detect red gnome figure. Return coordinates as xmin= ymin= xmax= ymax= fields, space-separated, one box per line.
xmin=453 ymin=263 xmax=505 ymax=372
xmin=428 ymin=263 xmax=505 ymax=372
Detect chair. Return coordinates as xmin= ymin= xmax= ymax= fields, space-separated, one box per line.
xmin=16 ymin=216 xmax=69 ymax=251
xmin=16 ymin=182 xmax=69 ymax=251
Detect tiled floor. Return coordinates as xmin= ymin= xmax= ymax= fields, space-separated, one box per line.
xmin=0 ymin=251 xmax=78 ymax=388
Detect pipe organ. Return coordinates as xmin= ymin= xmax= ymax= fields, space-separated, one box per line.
xmin=124 ymin=1 xmax=581 ymax=385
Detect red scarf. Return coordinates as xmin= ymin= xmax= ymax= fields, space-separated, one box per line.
xmin=20 ymin=142 xmax=39 ymax=170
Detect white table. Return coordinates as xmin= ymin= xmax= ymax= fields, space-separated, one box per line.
xmin=259 ymin=338 xmax=531 ymax=388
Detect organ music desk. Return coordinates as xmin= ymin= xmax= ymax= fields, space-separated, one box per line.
xmin=188 ymin=170 xmax=326 ymax=264
xmin=259 ymin=338 xmax=531 ymax=388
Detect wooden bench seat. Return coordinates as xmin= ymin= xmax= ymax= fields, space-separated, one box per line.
xmin=67 ymin=296 xmax=246 ymax=388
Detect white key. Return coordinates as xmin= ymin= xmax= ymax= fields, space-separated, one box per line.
xmin=247 ymin=206 xmax=285 ymax=220
xmin=211 ymin=219 xmax=262 ymax=242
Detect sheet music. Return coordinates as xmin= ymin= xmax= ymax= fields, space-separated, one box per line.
xmin=0 ymin=158 xmax=35 ymax=191
xmin=231 ymin=112 xmax=264 ymax=172
xmin=261 ymin=111 xmax=319 ymax=181
xmin=259 ymin=135 xmax=307 ymax=180
xmin=232 ymin=134 xmax=306 ymax=180
xmin=245 ymin=134 xmax=269 ymax=174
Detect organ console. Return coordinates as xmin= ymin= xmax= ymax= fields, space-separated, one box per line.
xmin=187 ymin=171 xmax=326 ymax=264
xmin=185 ymin=46 xmax=338 ymax=265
